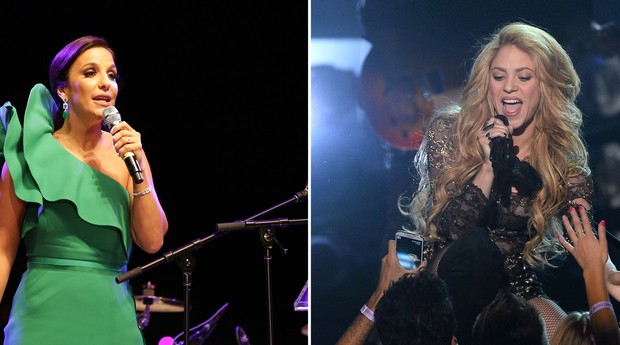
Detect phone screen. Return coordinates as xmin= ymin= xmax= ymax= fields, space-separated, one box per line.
xmin=395 ymin=232 xmax=423 ymax=270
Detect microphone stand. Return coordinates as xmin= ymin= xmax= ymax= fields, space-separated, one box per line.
xmin=115 ymin=186 xmax=307 ymax=345
xmin=116 ymin=231 xmax=228 ymax=345
xmin=215 ymin=187 xmax=308 ymax=345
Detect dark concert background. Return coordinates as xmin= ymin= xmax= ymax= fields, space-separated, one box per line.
xmin=311 ymin=0 xmax=620 ymax=344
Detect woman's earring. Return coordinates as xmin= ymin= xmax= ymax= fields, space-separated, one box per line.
xmin=62 ymin=98 xmax=69 ymax=119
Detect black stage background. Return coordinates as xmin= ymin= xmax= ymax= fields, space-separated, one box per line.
xmin=1 ymin=2 xmax=309 ymax=345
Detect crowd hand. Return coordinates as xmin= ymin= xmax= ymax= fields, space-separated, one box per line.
xmin=558 ymin=205 xmax=620 ymax=302
xmin=558 ymin=205 xmax=608 ymax=273
xmin=606 ymin=261 xmax=620 ymax=302
xmin=375 ymin=240 xmax=427 ymax=297
xmin=603 ymin=247 xmax=620 ymax=302
xmin=559 ymin=207 xmax=620 ymax=345
xmin=607 ymin=261 xmax=620 ymax=286
xmin=601 ymin=220 xmax=620 ymax=301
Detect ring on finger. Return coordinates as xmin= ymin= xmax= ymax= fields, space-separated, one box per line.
xmin=485 ymin=132 xmax=492 ymax=140
xmin=127 ymin=137 xmax=131 ymax=143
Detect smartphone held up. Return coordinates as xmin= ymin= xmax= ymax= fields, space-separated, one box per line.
xmin=395 ymin=231 xmax=424 ymax=270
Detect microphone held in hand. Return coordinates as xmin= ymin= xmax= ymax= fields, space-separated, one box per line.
xmin=103 ymin=106 xmax=144 ymax=184
xmin=489 ymin=114 xmax=514 ymax=207
xmin=489 ymin=114 xmax=510 ymax=169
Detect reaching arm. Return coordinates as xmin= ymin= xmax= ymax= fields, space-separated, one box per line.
xmin=558 ymin=205 xmax=620 ymax=345
xmin=336 ymin=240 xmax=426 ymax=345
xmin=605 ymin=258 xmax=620 ymax=302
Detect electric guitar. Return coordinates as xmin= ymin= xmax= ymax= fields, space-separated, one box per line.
xmin=358 ymin=46 xmax=437 ymax=151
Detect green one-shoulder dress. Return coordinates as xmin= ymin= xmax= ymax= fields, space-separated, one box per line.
xmin=0 ymin=84 xmax=144 ymax=345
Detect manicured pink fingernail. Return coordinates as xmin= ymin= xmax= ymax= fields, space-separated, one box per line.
xmin=601 ymin=220 xmax=606 ymax=227
xmin=569 ymin=206 xmax=575 ymax=212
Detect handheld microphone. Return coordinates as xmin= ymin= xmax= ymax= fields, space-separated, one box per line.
xmin=489 ymin=114 xmax=510 ymax=169
xmin=102 ymin=106 xmax=144 ymax=184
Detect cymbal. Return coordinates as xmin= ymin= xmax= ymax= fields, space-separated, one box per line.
xmin=135 ymin=295 xmax=185 ymax=313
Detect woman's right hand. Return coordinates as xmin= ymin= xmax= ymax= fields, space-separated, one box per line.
xmin=478 ymin=117 xmax=512 ymax=163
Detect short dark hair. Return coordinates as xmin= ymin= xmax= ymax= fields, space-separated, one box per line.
xmin=472 ymin=288 xmax=547 ymax=345
xmin=375 ymin=270 xmax=457 ymax=345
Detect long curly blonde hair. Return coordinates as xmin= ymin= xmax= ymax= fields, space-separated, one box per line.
xmin=399 ymin=22 xmax=590 ymax=268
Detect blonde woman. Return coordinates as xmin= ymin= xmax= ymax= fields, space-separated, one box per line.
xmin=400 ymin=21 xmax=593 ymax=344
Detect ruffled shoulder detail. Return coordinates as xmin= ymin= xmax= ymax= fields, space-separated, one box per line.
xmin=3 ymin=84 xmax=131 ymax=252
xmin=0 ymin=101 xmax=16 ymax=168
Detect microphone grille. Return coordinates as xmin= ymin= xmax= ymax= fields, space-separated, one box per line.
xmin=102 ymin=106 xmax=121 ymax=131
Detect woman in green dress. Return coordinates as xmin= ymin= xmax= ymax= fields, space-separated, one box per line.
xmin=0 ymin=35 xmax=169 ymax=344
